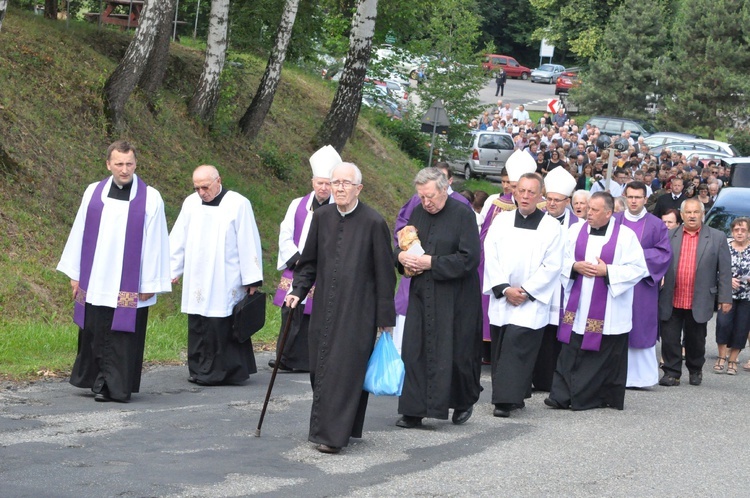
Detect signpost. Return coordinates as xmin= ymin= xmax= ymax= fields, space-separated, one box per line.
xmin=420 ymin=99 xmax=451 ymax=168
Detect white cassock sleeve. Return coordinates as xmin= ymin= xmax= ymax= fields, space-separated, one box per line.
xmin=518 ymin=216 xmax=563 ymax=306
xmin=57 ymin=183 xmax=98 ymax=281
xmin=169 ymin=196 xmax=191 ymax=280
xmin=139 ymin=187 xmax=172 ymax=295
xmin=606 ymin=228 xmax=648 ymax=298
xmin=482 ymin=212 xmax=511 ymax=295
xmin=277 ymin=196 xmax=303 ymax=271
xmin=237 ymin=197 xmax=264 ymax=285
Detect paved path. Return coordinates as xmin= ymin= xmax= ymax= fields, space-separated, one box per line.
xmin=2 ymin=320 xmax=750 ymax=497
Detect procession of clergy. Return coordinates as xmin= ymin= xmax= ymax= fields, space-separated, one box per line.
xmin=58 ymin=139 xmax=730 ymax=454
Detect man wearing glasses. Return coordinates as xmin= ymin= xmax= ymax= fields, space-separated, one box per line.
xmin=170 ymin=165 xmax=263 ymax=386
xmin=618 ymin=181 xmax=672 ymax=388
xmin=285 ymin=162 xmax=395 ymax=455
xmin=58 ymin=140 xmax=172 ymax=402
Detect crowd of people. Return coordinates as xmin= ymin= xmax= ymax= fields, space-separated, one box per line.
xmin=57 ymin=131 xmax=749 ymax=456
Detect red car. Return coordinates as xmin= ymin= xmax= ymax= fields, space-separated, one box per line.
xmin=482 ymin=54 xmax=531 ymax=80
xmin=555 ymin=69 xmax=580 ymax=95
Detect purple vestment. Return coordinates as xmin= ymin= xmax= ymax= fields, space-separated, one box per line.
xmin=615 ymin=212 xmax=672 ymax=348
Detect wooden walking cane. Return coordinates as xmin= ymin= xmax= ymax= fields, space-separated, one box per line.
xmin=255 ymin=305 xmax=295 ymax=437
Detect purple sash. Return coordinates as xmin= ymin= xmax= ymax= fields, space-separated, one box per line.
xmin=273 ymin=193 xmax=315 ymax=314
xmin=557 ymin=221 xmax=620 ymax=351
xmin=74 ymin=176 xmax=147 ymax=333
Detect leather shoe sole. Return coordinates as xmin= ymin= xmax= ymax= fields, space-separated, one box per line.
xmin=94 ymin=393 xmax=112 ymax=402
xmin=316 ymin=444 xmax=340 ymax=454
xmin=396 ymin=415 xmax=423 ymax=428
xmin=452 ymin=406 xmax=473 ymax=425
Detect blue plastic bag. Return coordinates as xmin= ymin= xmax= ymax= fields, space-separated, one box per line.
xmin=363 ymin=332 xmax=405 ymax=396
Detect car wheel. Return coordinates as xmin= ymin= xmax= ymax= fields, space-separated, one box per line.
xmin=530 ymin=79 xmax=535 ymax=83
xmin=464 ymin=165 xmax=472 ymax=181
xmin=521 ymin=72 xmax=529 ymax=80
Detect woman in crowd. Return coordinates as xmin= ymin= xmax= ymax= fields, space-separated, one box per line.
xmin=696 ymin=183 xmax=713 ymax=211
xmin=661 ymin=209 xmax=681 ymax=230
xmin=536 ymin=151 xmax=547 ymax=174
xmin=575 ymin=164 xmax=594 ymax=191
xmin=546 ymin=149 xmax=564 ymax=172
xmin=714 ymin=218 xmax=750 ymax=374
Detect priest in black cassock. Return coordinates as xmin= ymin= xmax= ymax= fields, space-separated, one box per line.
xmin=395 ymin=167 xmax=483 ymax=429
xmin=285 ymin=162 xmax=396 ymax=455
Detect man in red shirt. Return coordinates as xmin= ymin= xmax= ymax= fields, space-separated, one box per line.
xmin=658 ymin=198 xmax=732 ymax=386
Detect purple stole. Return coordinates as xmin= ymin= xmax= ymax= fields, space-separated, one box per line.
xmin=557 ymin=221 xmax=621 ymax=351
xmin=273 ymin=193 xmax=315 ymax=314
xmin=74 ymin=177 xmax=147 ymax=333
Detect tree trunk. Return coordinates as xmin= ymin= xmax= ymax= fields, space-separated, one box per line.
xmin=316 ymin=0 xmax=378 ymax=153
xmin=102 ymin=0 xmax=171 ymax=133
xmin=188 ymin=0 xmax=230 ymax=123
xmin=0 ymin=0 xmax=8 ymax=33
xmin=44 ymin=0 xmax=57 ymax=20
xmin=138 ymin=0 xmax=178 ymax=111
xmin=238 ymin=0 xmax=300 ymax=140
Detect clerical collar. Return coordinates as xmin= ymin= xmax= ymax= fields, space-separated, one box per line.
xmin=108 ymin=178 xmax=133 ymax=201
xmin=312 ymin=196 xmax=330 ymax=211
xmin=590 ymin=220 xmax=610 ymax=236
xmin=555 ymin=213 xmax=566 ymax=225
xmin=624 ymin=207 xmax=646 ymax=222
xmin=514 ymin=208 xmax=544 ymax=230
xmin=202 ymin=187 xmax=227 ymax=206
xmin=338 ymin=200 xmax=359 ymax=216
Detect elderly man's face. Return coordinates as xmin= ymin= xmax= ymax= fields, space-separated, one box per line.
xmin=416 ymin=180 xmax=449 ymax=214
xmin=331 ymin=165 xmax=362 ymax=211
xmin=709 ymin=183 xmax=719 ymax=196
xmin=193 ymin=169 xmax=222 ymax=203
xmin=572 ymin=194 xmax=588 ymax=218
xmin=515 ymin=177 xmax=542 ymax=216
xmin=681 ymin=199 xmax=704 ymax=232
xmin=311 ymin=177 xmax=332 ymax=203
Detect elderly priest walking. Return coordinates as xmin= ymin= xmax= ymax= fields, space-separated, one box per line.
xmin=545 ymin=192 xmax=648 ymax=411
xmin=170 ymin=165 xmax=264 ymax=386
xmin=58 ymin=140 xmax=171 ymax=402
xmin=285 ymin=162 xmax=396 ymax=455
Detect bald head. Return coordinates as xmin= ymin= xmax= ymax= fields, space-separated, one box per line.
xmin=192 ymin=165 xmax=222 ymax=202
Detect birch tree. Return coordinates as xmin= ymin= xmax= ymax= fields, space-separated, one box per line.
xmin=188 ymin=0 xmax=230 ymax=123
xmin=316 ymin=0 xmax=378 ymax=152
xmin=238 ymin=0 xmax=300 ymax=139
xmin=102 ymin=0 xmax=172 ymax=132
xmin=138 ymin=0 xmax=179 ymax=109
xmin=0 ymin=0 xmax=8 ymax=32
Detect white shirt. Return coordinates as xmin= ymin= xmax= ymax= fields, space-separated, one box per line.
xmin=483 ymin=210 xmax=564 ymax=329
xmin=170 ymin=190 xmax=263 ymax=317
xmin=57 ymin=175 xmax=172 ymax=308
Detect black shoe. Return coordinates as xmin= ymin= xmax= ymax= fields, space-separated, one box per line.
xmin=316 ymin=444 xmax=341 ymax=454
xmin=452 ymin=406 xmax=473 ymax=425
xmin=396 ymin=415 xmax=423 ymax=428
xmin=543 ymin=397 xmax=566 ymax=409
xmin=689 ymin=371 xmax=703 ymax=386
xmin=658 ymin=374 xmax=680 ymax=386
xmin=94 ymin=393 xmax=112 ymax=402
xmin=187 ymin=376 xmax=198 ymax=384
xmin=268 ymin=359 xmax=293 ymax=371
xmin=493 ymin=404 xmax=511 ymax=418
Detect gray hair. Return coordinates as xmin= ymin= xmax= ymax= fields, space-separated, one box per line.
xmin=680 ymin=197 xmax=705 ymax=213
xmin=572 ymin=189 xmax=591 ymax=202
xmin=331 ymin=162 xmax=362 ymax=185
xmin=414 ymin=167 xmax=449 ymax=190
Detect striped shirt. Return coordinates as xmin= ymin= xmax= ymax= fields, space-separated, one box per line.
xmin=673 ymin=228 xmax=700 ymax=309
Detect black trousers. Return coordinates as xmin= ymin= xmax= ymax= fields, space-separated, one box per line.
xmin=660 ymin=308 xmax=707 ymax=378
xmin=490 ymin=324 xmax=544 ymax=405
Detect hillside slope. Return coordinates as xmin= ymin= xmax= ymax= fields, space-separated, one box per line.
xmin=0 ymin=9 xmax=420 ymax=324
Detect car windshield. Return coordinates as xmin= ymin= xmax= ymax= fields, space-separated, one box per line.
xmin=538 ymin=64 xmax=554 ymax=71
xmin=641 ymin=121 xmax=659 ymax=134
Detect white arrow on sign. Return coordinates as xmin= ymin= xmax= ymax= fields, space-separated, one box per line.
xmin=547 ymin=99 xmax=561 ymax=114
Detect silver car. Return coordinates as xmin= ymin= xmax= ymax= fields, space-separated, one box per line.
xmin=448 ymin=132 xmax=515 ymax=180
xmin=531 ymin=64 xmax=566 ymax=84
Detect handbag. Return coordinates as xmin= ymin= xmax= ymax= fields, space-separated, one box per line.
xmin=363 ymin=332 xmax=405 ymax=396
xmin=232 ymin=291 xmax=266 ymax=343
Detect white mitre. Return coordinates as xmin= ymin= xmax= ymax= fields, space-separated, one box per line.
xmin=544 ymin=166 xmax=577 ymax=196
xmin=505 ymin=149 xmax=537 ymax=182
xmin=310 ymin=145 xmax=342 ymax=179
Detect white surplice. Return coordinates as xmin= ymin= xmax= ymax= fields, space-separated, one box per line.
xmin=560 ymin=220 xmax=648 ymax=335
xmin=170 ymin=190 xmax=263 ymax=317
xmin=547 ymin=210 xmax=577 ymax=326
xmin=483 ymin=210 xmax=564 ymax=330
xmin=277 ymin=193 xmax=318 ymax=271
xmin=57 ymin=174 xmax=172 ymax=308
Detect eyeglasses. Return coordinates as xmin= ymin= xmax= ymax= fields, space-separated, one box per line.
xmin=546 ymin=196 xmax=569 ymax=204
xmin=331 ymin=180 xmax=359 ymax=189
xmin=194 ymin=177 xmax=218 ymax=192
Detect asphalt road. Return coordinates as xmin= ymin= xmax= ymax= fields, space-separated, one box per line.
xmin=2 ymin=318 xmax=750 ymax=497
xmin=478 ymin=76 xmax=558 ymax=112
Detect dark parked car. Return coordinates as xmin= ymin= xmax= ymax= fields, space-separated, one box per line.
xmin=584 ymin=116 xmax=658 ymax=139
xmin=722 ymin=157 xmax=750 ymax=187
xmin=705 ymin=187 xmax=750 ymax=236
